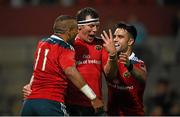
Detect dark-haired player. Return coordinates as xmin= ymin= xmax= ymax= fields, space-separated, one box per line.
xmin=66 ymin=7 xmax=117 ymax=116
xmin=102 ymin=22 xmax=147 ymax=116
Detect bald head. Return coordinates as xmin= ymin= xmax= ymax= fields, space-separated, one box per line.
xmin=53 ymin=15 xmax=77 ymax=34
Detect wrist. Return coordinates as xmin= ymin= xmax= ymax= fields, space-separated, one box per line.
xmin=108 ymin=52 xmax=117 ymax=61
xmin=80 ymin=84 xmax=97 ymax=100
xmin=109 ymin=51 xmax=116 ymax=56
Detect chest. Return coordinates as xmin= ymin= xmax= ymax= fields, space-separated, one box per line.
xmin=74 ymin=43 xmax=103 ymax=61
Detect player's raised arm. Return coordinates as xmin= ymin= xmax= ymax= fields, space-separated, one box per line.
xmin=101 ymin=29 xmax=118 ymax=78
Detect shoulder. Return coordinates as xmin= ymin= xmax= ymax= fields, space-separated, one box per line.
xmin=131 ymin=57 xmax=145 ymax=65
xmin=131 ymin=55 xmax=147 ymax=71
xmin=130 ymin=53 xmax=145 ymax=65
xmin=45 ymin=38 xmax=74 ymax=51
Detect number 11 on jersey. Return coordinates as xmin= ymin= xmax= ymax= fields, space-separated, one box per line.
xmin=34 ymin=48 xmax=49 ymax=71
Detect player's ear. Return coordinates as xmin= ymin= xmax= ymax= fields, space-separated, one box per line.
xmin=65 ymin=27 xmax=72 ymax=36
xmin=128 ymin=38 xmax=134 ymax=46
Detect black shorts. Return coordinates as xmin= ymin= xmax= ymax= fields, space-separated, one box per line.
xmin=21 ymin=99 xmax=68 ymax=116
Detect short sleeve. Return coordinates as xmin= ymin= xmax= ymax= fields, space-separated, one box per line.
xmin=59 ymin=48 xmax=76 ymax=71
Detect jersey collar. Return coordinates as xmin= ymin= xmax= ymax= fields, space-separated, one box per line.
xmin=129 ymin=52 xmax=135 ymax=60
xmin=50 ymin=35 xmax=64 ymax=41
xmin=128 ymin=52 xmax=140 ymax=62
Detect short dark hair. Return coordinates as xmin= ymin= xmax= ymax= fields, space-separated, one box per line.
xmin=115 ymin=22 xmax=137 ymax=41
xmin=76 ymin=7 xmax=99 ymax=22
xmin=53 ymin=15 xmax=76 ymax=34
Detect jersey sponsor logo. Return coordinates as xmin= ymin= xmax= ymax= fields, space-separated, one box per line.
xmin=83 ymin=54 xmax=91 ymax=59
xmin=95 ymin=45 xmax=102 ymax=50
xmin=108 ymin=82 xmax=134 ymax=90
xmin=76 ymin=59 xmax=101 ymax=65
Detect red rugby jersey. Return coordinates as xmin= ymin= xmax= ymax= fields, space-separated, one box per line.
xmin=28 ymin=35 xmax=76 ymax=103
xmin=104 ymin=52 xmax=146 ymax=116
xmin=66 ymin=37 xmax=105 ymax=107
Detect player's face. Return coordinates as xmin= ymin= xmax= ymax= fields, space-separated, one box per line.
xmin=114 ymin=28 xmax=131 ymax=53
xmin=78 ymin=15 xmax=100 ymax=43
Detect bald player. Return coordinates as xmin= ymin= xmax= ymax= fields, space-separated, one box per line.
xmin=21 ymin=15 xmax=103 ymax=116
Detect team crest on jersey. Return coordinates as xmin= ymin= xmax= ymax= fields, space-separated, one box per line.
xmin=123 ymin=71 xmax=131 ymax=78
xmin=95 ymin=45 xmax=102 ymax=50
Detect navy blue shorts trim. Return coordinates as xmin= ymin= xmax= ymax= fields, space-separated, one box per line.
xmin=21 ymin=99 xmax=68 ymax=116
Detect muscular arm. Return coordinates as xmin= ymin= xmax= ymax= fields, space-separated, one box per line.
xmin=64 ymin=66 xmax=104 ymax=112
xmin=64 ymin=66 xmax=87 ymax=89
xmin=103 ymin=54 xmax=118 ymax=78
xmin=101 ymin=29 xmax=118 ymax=78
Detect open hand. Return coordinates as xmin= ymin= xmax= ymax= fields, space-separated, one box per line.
xmin=101 ymin=29 xmax=116 ymax=55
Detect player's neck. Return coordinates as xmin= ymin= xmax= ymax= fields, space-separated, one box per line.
xmin=54 ymin=33 xmax=67 ymax=42
xmin=126 ymin=47 xmax=132 ymax=57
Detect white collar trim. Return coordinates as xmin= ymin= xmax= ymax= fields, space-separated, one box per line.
xmin=129 ymin=52 xmax=135 ymax=60
xmin=50 ymin=35 xmax=64 ymax=41
xmin=129 ymin=52 xmax=142 ymax=62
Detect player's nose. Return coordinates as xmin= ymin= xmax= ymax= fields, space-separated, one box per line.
xmin=92 ymin=25 xmax=98 ymax=32
xmin=114 ymin=36 xmax=118 ymax=42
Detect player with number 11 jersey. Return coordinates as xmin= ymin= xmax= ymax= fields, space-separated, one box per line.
xmin=27 ymin=35 xmax=75 ymax=103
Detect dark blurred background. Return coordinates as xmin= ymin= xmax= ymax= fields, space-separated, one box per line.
xmin=0 ymin=0 xmax=179 ymax=115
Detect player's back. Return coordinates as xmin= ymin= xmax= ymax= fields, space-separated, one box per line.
xmin=28 ymin=35 xmax=75 ymax=103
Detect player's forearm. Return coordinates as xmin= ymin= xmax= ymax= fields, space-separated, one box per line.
xmin=104 ymin=60 xmax=118 ymax=78
xmin=104 ymin=54 xmax=118 ymax=78
xmin=65 ymin=66 xmax=86 ymax=88
xmin=65 ymin=66 xmax=96 ymax=100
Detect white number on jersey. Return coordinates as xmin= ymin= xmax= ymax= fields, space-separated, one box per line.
xmin=34 ymin=48 xmax=49 ymax=71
